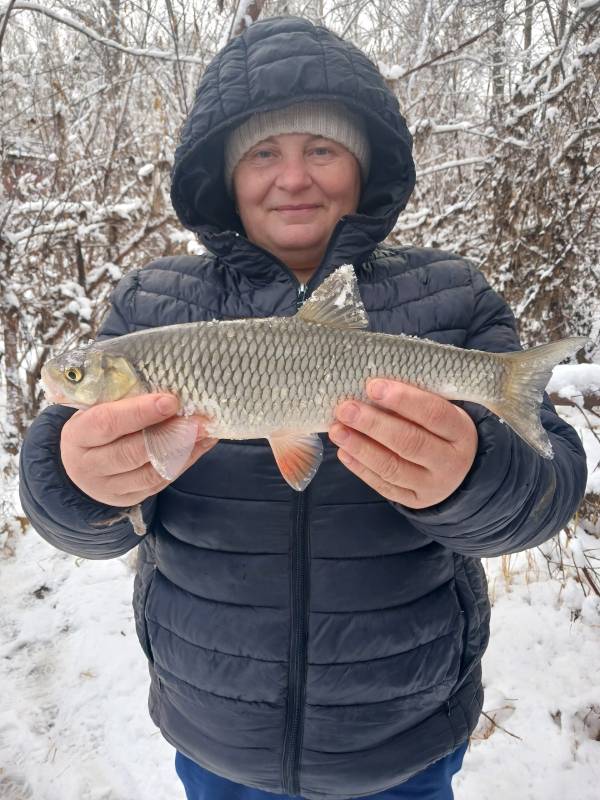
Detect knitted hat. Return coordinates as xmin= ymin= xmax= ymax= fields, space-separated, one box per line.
xmin=224 ymin=101 xmax=370 ymax=194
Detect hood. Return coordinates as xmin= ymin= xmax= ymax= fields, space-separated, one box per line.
xmin=170 ymin=16 xmax=416 ymax=267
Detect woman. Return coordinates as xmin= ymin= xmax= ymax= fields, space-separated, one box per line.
xmin=19 ymin=16 xmax=586 ymax=800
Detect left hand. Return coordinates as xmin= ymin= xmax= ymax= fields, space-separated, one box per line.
xmin=328 ymin=378 xmax=478 ymax=509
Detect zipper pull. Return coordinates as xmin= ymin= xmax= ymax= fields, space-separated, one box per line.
xmin=296 ymin=283 xmax=307 ymax=310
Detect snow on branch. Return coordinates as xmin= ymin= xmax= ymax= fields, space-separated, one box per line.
xmin=6 ymin=199 xmax=145 ymax=244
xmin=0 ymin=2 xmax=208 ymax=64
xmin=229 ymin=0 xmax=265 ymax=40
xmin=417 ymin=156 xmax=491 ymax=177
xmin=577 ymin=0 xmax=600 ymax=11
xmin=412 ymin=119 xmax=532 ymax=150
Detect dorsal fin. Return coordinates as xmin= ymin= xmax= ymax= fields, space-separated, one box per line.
xmin=296 ymin=264 xmax=369 ymax=330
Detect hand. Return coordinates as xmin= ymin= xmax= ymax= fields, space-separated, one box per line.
xmin=60 ymin=393 xmax=218 ymax=507
xmin=328 ymin=379 xmax=478 ymax=509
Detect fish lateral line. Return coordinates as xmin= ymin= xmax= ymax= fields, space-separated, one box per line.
xmin=40 ymin=265 xmax=589 ymax=494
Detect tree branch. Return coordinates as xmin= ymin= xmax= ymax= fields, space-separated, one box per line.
xmin=0 ymin=1 xmax=207 ymax=64
xmin=0 ymin=0 xmax=16 ymax=54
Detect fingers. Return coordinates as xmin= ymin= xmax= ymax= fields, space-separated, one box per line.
xmin=329 ymin=423 xmax=427 ymax=489
xmin=90 ymin=414 xmax=215 ymax=477
xmin=334 ymin=398 xmax=446 ymax=469
xmin=330 ymin=380 xmax=478 ymax=507
xmin=71 ymin=393 xmax=181 ymax=448
xmin=61 ymin=396 xmax=219 ymax=507
xmin=87 ymin=429 xmax=154 ymax=476
xmin=333 ymin=447 xmax=421 ymax=507
xmin=89 ymin=436 xmax=219 ymax=506
xmin=365 ymin=379 xmax=469 ymax=443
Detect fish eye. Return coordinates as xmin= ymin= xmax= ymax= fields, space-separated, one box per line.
xmin=64 ymin=366 xmax=83 ymax=383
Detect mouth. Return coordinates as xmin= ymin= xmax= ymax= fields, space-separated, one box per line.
xmin=274 ymin=204 xmax=320 ymax=212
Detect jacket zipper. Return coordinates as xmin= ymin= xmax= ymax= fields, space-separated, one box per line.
xmin=229 ymin=218 xmax=347 ymax=311
xmin=281 ymin=240 xmax=342 ymax=793
xmin=296 ymin=283 xmax=307 ymax=309
xmin=281 ymin=488 xmax=310 ymax=796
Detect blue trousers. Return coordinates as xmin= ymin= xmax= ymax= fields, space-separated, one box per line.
xmin=175 ymin=741 xmax=468 ymax=800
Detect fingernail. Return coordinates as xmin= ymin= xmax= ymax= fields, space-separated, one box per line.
xmin=330 ymin=424 xmax=349 ymax=444
xmin=156 ymin=396 xmax=178 ymax=415
xmin=368 ymin=380 xmax=386 ymax=400
xmin=337 ymin=402 xmax=358 ymax=423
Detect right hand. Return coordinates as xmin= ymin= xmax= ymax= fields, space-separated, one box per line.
xmin=60 ymin=393 xmax=218 ymax=507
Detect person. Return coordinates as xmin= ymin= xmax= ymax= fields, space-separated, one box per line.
xmin=19 ymin=15 xmax=587 ymax=800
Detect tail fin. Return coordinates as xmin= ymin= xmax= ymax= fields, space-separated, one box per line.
xmin=489 ymin=336 xmax=588 ymax=458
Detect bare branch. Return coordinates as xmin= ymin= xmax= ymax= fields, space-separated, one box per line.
xmin=1 ymin=1 xmax=207 ymax=63
xmin=0 ymin=0 xmax=17 ymax=54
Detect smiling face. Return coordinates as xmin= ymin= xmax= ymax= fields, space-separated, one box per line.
xmin=232 ymin=133 xmax=362 ymax=282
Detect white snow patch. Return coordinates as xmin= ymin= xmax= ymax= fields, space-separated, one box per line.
xmin=0 ymin=532 xmax=184 ymax=800
xmin=547 ymin=363 xmax=600 ymax=404
xmin=137 ymin=163 xmax=154 ymax=178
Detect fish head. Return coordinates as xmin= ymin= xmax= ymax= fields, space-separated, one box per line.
xmin=41 ymin=346 xmax=141 ymax=409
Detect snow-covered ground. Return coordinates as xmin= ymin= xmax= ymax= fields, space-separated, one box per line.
xmin=0 ymin=532 xmax=183 ymax=800
xmin=1 ymin=367 xmax=600 ymax=800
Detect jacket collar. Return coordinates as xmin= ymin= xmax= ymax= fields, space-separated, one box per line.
xmin=201 ymin=211 xmax=381 ymax=290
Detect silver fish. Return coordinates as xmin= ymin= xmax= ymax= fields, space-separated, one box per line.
xmin=41 ymin=265 xmax=587 ymax=491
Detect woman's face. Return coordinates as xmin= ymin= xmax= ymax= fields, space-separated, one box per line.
xmin=232 ymin=133 xmax=361 ymax=278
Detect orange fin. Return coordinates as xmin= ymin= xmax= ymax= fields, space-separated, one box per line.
xmin=143 ymin=416 xmax=198 ymax=481
xmin=268 ymin=431 xmax=323 ymax=491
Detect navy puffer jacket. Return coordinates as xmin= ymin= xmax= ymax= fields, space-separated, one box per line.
xmin=19 ymin=16 xmax=587 ymax=800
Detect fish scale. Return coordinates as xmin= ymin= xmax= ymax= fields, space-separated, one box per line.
xmin=41 ymin=264 xmax=588 ymax=491
xmin=102 ymin=319 xmax=501 ymax=437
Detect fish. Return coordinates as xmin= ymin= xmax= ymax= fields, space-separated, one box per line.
xmin=41 ymin=264 xmax=587 ymax=492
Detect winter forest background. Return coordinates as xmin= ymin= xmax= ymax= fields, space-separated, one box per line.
xmin=1 ymin=1 xmax=600 ymax=799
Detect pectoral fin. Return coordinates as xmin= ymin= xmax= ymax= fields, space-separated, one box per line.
xmin=268 ymin=431 xmax=324 ymax=491
xmin=143 ymin=416 xmax=198 ymax=481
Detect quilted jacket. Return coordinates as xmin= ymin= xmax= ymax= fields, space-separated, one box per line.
xmin=19 ymin=16 xmax=587 ymax=800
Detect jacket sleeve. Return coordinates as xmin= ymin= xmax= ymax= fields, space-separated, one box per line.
xmin=19 ymin=270 xmax=158 ymax=560
xmin=395 ymin=266 xmax=588 ymax=558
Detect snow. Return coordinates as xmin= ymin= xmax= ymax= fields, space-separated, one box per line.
xmin=137 ymin=163 xmax=154 ymax=179
xmin=580 ymin=37 xmax=600 ymax=57
xmin=377 ymin=61 xmax=405 ymax=80
xmin=578 ymin=0 xmax=600 ymax=11
xmin=548 ymin=363 xmax=600 ymax=401
xmin=1 ymin=369 xmax=600 ymax=798
xmin=455 ymin=550 xmax=600 ymax=800
xmin=547 ymin=365 xmax=600 ymax=492
xmin=0 ymin=529 xmax=183 ymax=800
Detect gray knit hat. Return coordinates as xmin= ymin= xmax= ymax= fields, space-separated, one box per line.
xmin=224 ymin=101 xmax=370 ymax=194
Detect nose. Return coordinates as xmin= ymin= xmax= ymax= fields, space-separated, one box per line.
xmin=275 ymin=154 xmax=313 ymax=193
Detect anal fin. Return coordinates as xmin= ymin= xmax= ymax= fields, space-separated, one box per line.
xmin=268 ymin=431 xmax=323 ymax=491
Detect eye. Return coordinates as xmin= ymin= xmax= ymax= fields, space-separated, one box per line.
xmin=65 ymin=366 xmax=83 ymax=383
xmin=311 ymin=146 xmax=332 ymax=156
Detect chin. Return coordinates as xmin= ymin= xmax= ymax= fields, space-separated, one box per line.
xmin=270 ymin=227 xmax=326 ymax=250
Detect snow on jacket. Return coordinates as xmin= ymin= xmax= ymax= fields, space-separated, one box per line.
xmin=19 ymin=16 xmax=587 ymax=800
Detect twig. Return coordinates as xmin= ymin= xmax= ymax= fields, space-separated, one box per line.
xmin=0 ymin=0 xmax=16 ymax=54
xmin=481 ymin=710 xmax=522 ymax=740
xmin=0 ymin=2 xmax=207 ymax=64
